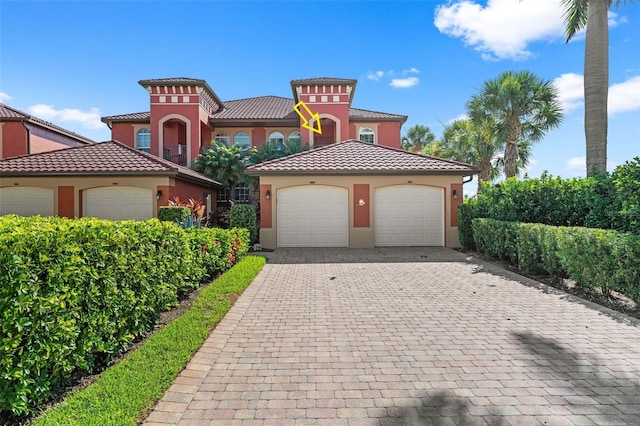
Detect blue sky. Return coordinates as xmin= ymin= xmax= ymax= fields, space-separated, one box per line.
xmin=1 ymin=0 xmax=639 ymax=194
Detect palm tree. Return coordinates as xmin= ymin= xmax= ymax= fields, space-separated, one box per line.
xmin=401 ymin=124 xmax=436 ymax=152
xmin=192 ymin=142 xmax=248 ymax=201
xmin=561 ymin=0 xmax=633 ymax=175
xmin=467 ymin=70 xmax=563 ymax=179
xmin=438 ymin=119 xmax=502 ymax=192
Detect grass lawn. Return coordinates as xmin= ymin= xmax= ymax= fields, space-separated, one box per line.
xmin=33 ymin=255 xmax=266 ymax=426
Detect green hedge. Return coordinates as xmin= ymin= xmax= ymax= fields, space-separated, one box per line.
xmin=472 ymin=218 xmax=640 ymax=302
xmin=157 ymin=206 xmax=190 ymax=223
xmin=230 ymin=204 xmax=258 ymax=244
xmin=0 ymin=215 xmax=249 ymax=416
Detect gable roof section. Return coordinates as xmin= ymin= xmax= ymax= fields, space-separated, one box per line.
xmin=246 ymin=140 xmax=478 ymax=176
xmin=0 ymin=140 xmax=220 ymax=186
xmin=0 ymin=103 xmax=95 ymax=145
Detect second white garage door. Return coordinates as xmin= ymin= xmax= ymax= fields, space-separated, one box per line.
xmin=277 ymin=185 xmax=348 ymax=247
xmin=374 ymin=185 xmax=444 ymax=247
xmin=83 ymin=186 xmax=153 ymax=221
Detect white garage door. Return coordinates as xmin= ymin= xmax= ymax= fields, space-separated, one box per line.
xmin=0 ymin=187 xmax=54 ymax=217
xmin=375 ymin=185 xmax=444 ymax=247
xmin=277 ymin=185 xmax=348 ymax=247
xmin=83 ymin=187 xmax=153 ymax=221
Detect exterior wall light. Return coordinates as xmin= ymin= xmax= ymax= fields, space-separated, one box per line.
xmin=265 ymin=190 xmax=271 ymax=200
xmin=358 ymin=199 xmax=366 ymax=206
xmin=156 ymin=190 xmax=163 ymax=200
xmin=452 ymin=189 xmax=458 ymax=200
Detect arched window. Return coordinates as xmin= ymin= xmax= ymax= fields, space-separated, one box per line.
xmin=233 ymin=131 xmax=250 ymax=148
xmin=136 ymin=128 xmax=151 ymax=152
xmin=268 ymin=131 xmax=285 ymax=144
xmin=358 ymin=127 xmax=375 ymax=144
xmin=214 ymin=132 xmax=230 ymax=147
xmin=288 ymin=131 xmax=301 ymax=144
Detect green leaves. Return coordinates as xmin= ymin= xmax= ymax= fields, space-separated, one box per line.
xmin=230 ymin=205 xmax=258 ymax=244
xmin=472 ymin=218 xmax=640 ymax=303
xmin=0 ymin=215 xmax=250 ymax=416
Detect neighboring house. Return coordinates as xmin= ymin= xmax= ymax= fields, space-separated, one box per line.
xmin=246 ymin=140 xmax=478 ymax=249
xmin=0 ymin=103 xmax=94 ymax=159
xmin=0 ymin=141 xmax=220 ymax=220
xmin=100 ymin=76 xmax=408 ymax=170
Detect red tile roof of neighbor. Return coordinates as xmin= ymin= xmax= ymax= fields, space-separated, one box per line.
xmin=246 ymin=140 xmax=479 ymax=175
xmin=101 ymin=97 xmax=407 ymax=123
xmin=0 ymin=140 xmax=221 ymax=186
xmin=0 ymin=103 xmax=95 ymax=145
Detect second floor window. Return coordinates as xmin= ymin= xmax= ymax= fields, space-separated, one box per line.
xmin=234 ymin=132 xmax=250 ymax=148
xmin=359 ymin=127 xmax=375 ymax=144
xmin=214 ymin=132 xmax=230 ymax=147
xmin=136 ymin=129 xmax=151 ymax=152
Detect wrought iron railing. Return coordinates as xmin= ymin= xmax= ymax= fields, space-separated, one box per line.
xmin=163 ymin=145 xmax=187 ymax=166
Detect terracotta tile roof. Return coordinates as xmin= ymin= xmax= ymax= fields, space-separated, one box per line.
xmin=0 ymin=103 xmax=95 ymax=145
xmin=349 ymin=107 xmax=407 ymax=122
xmin=211 ymin=96 xmax=299 ymax=121
xmin=101 ymin=111 xmax=150 ymax=123
xmin=246 ymin=140 xmax=478 ymax=175
xmin=0 ymin=140 xmax=220 ymax=186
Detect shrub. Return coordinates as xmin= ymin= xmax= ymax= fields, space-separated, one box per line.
xmin=230 ymin=204 xmax=258 ymax=244
xmin=0 ymin=215 xmax=249 ymax=416
xmin=471 ymin=218 xmax=640 ymax=303
xmin=158 ymin=206 xmax=190 ymax=224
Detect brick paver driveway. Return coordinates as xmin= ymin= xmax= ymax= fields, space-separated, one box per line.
xmin=144 ymin=248 xmax=640 ymax=426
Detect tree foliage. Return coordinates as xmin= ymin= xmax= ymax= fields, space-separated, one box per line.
xmin=401 ymin=124 xmax=435 ymax=152
xmin=467 ymin=70 xmax=563 ymax=179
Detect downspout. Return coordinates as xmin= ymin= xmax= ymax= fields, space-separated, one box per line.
xmin=21 ymin=119 xmax=31 ymax=154
xmin=463 ymin=174 xmax=473 ymax=184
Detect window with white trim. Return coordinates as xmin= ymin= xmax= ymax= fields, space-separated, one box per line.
xmin=136 ymin=128 xmax=151 ymax=152
xmin=288 ymin=131 xmax=301 ymax=144
xmin=233 ymin=131 xmax=250 ymax=148
xmin=358 ymin=127 xmax=375 ymax=144
xmin=268 ymin=131 xmax=285 ymax=144
xmin=214 ymin=132 xmax=230 ymax=147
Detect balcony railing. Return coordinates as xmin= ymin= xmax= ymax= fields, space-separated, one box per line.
xmin=163 ymin=145 xmax=187 ymax=166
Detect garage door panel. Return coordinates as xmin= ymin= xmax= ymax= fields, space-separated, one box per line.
xmin=374 ymin=185 xmax=444 ymax=247
xmin=277 ymin=185 xmax=348 ymax=247
xmin=0 ymin=187 xmax=54 ymax=217
xmin=83 ymin=187 xmax=153 ymax=221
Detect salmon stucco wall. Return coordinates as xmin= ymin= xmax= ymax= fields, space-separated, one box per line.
xmin=30 ymin=135 xmax=70 ymax=154
xmin=170 ymin=179 xmax=218 ymax=215
xmin=2 ymin=122 xmax=28 ymax=158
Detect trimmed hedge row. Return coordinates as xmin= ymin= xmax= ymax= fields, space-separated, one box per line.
xmin=230 ymin=204 xmax=258 ymax=244
xmin=0 ymin=215 xmax=249 ymax=416
xmin=472 ymin=218 xmax=640 ymax=303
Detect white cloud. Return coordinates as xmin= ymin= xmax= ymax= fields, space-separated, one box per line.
xmin=367 ymin=71 xmax=384 ymax=81
xmin=0 ymin=92 xmax=11 ymax=102
xmin=390 ymin=77 xmax=420 ymax=89
xmin=434 ymin=0 xmax=565 ymax=61
xmin=28 ymin=104 xmax=104 ymax=129
xmin=402 ymin=67 xmax=420 ymax=75
xmin=608 ymin=76 xmax=640 ymax=115
xmin=565 ymin=156 xmax=618 ymax=176
xmin=553 ymin=73 xmax=584 ymax=112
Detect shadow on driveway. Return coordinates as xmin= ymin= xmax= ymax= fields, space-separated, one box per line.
xmin=381 ymin=331 xmax=640 ymax=425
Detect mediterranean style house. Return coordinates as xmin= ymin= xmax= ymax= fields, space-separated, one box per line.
xmin=100 ymin=77 xmax=408 ymax=168
xmin=1 ymin=76 xmax=478 ymax=248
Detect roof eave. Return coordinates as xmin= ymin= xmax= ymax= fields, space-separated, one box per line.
xmin=246 ymin=169 xmax=479 ymax=176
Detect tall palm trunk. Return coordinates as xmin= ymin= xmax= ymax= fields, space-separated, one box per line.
xmin=477 ymin=159 xmax=492 ymax=193
xmin=503 ymin=142 xmax=519 ymax=178
xmin=584 ymin=0 xmax=609 ymax=175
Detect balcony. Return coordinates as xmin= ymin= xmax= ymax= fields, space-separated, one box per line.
xmin=163 ymin=145 xmax=187 ymax=166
